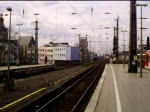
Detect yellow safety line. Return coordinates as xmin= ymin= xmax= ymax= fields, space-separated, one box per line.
xmin=0 ymin=87 xmax=47 ymax=111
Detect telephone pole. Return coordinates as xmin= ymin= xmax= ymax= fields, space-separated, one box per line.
xmin=35 ymin=20 xmax=38 ymax=64
xmin=116 ymin=17 xmax=119 ymax=62
xmin=113 ymin=27 xmax=116 ymax=61
xmin=135 ymin=3 xmax=148 ymax=77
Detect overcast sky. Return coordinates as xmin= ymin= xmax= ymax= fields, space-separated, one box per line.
xmin=0 ymin=1 xmax=150 ymax=55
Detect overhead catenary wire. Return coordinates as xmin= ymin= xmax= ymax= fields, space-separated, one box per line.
xmin=67 ymin=1 xmax=92 ymax=30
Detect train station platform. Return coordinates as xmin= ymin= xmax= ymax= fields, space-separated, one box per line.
xmin=85 ymin=64 xmax=150 ymax=112
xmin=0 ymin=64 xmax=52 ymax=72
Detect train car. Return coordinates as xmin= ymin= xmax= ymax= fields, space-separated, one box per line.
xmin=137 ymin=53 xmax=145 ymax=67
xmin=144 ymin=50 xmax=150 ymax=69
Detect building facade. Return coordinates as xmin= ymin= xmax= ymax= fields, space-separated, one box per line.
xmin=53 ymin=46 xmax=68 ymax=60
xmin=0 ymin=13 xmax=8 ymax=41
xmin=38 ymin=43 xmax=80 ymax=64
xmin=71 ymin=47 xmax=80 ymax=60
xmin=38 ymin=46 xmax=46 ymax=64
xmin=0 ymin=13 xmax=18 ymax=65
xmin=38 ymin=44 xmax=54 ymax=64
xmin=0 ymin=13 xmax=8 ymax=65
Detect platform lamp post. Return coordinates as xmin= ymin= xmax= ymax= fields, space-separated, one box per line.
xmin=16 ymin=24 xmax=23 ymax=67
xmin=135 ymin=3 xmax=148 ymax=77
xmin=5 ymin=7 xmax=14 ymax=90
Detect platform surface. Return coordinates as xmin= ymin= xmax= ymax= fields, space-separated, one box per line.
xmin=89 ymin=64 xmax=150 ymax=112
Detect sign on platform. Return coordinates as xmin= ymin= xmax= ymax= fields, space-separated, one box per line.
xmin=132 ymin=60 xmax=135 ymax=65
xmin=134 ymin=55 xmax=137 ymax=60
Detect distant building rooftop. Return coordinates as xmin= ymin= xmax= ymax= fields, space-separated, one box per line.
xmin=20 ymin=36 xmax=35 ymax=47
xmin=47 ymin=42 xmax=69 ymax=47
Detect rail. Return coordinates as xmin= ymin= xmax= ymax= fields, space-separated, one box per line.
xmin=17 ymin=62 xmax=105 ymax=112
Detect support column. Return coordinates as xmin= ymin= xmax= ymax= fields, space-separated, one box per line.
xmin=128 ymin=0 xmax=137 ymax=73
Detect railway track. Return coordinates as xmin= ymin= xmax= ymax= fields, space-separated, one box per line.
xmin=17 ymin=63 xmax=105 ymax=112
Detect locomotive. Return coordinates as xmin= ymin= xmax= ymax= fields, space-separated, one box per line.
xmin=144 ymin=50 xmax=150 ymax=69
xmin=137 ymin=50 xmax=150 ymax=69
